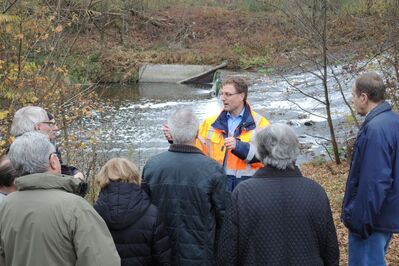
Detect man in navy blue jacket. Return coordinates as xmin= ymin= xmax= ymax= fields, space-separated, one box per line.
xmin=342 ymin=72 xmax=399 ymax=265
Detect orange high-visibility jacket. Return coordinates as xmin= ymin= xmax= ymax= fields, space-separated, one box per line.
xmin=196 ymin=103 xmax=269 ymax=178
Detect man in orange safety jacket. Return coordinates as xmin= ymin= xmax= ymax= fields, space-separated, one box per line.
xmin=163 ymin=76 xmax=269 ymax=191
xmin=196 ymin=77 xmax=269 ymax=191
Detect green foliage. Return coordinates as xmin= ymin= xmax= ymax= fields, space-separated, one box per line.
xmin=68 ymin=52 xmax=103 ymax=83
xmin=309 ymin=155 xmax=328 ymax=166
xmin=233 ymin=42 xmax=271 ymax=69
xmin=339 ymin=0 xmax=391 ymax=15
xmin=0 ymin=14 xmax=20 ymax=23
xmin=225 ymin=0 xmax=273 ymax=12
xmin=0 ymin=1 xmax=104 ymax=156
xmin=89 ymin=0 xmax=275 ymax=12
xmin=344 ymin=114 xmax=357 ymax=125
xmin=326 ymin=145 xmax=346 ymax=162
xmin=257 ymin=67 xmax=275 ymax=74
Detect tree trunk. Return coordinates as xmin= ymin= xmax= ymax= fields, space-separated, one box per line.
xmin=322 ymin=0 xmax=341 ymax=164
xmin=60 ymin=85 xmax=70 ymax=164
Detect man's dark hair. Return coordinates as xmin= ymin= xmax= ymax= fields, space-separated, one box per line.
xmin=0 ymin=155 xmax=17 ymax=187
xmin=222 ymin=76 xmax=248 ymax=101
xmin=355 ymin=72 xmax=386 ymax=103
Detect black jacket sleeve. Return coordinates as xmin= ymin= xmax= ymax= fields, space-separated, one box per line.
xmin=151 ymin=213 xmax=171 ymax=265
xmin=211 ymin=169 xmax=229 ymax=254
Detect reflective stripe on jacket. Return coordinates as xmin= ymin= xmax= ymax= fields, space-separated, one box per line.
xmin=196 ymin=102 xmax=269 ymax=178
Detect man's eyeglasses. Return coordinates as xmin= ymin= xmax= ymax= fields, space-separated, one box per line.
xmin=39 ymin=121 xmax=56 ymax=127
xmin=219 ymin=92 xmax=242 ymax=98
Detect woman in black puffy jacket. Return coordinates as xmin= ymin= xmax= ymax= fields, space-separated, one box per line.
xmin=94 ymin=158 xmax=171 ymax=266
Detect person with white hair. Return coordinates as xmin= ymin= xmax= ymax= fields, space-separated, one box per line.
xmin=143 ymin=108 xmax=228 ymax=265
xmin=10 ymin=106 xmax=84 ymax=180
xmin=0 ymin=131 xmax=120 ymax=266
xmin=11 ymin=106 xmax=57 ymax=139
xmin=217 ymin=123 xmax=339 ymax=265
xmin=0 ymin=155 xmax=17 ymax=203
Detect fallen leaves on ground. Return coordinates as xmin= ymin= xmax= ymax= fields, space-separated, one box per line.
xmin=301 ymin=161 xmax=399 ymax=265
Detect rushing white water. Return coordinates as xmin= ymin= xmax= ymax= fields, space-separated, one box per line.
xmin=74 ymin=67 xmax=359 ymax=169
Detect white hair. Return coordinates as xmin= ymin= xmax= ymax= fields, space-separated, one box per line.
xmin=8 ymin=131 xmax=55 ymax=176
xmin=168 ymin=108 xmax=199 ymax=144
xmin=10 ymin=106 xmax=47 ymax=137
xmin=255 ymin=123 xmax=299 ymax=170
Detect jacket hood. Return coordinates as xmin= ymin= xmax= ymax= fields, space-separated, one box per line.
xmin=16 ymin=173 xmax=85 ymax=195
xmin=94 ymin=182 xmax=150 ymax=230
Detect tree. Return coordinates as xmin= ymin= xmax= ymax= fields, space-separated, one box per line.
xmin=274 ymin=0 xmax=356 ymax=164
xmin=0 ymin=0 xmax=101 ymax=161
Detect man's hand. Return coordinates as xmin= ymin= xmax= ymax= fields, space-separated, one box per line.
xmin=224 ymin=137 xmax=237 ymax=150
xmin=73 ymin=171 xmax=85 ymax=181
xmin=162 ymin=123 xmax=173 ymax=142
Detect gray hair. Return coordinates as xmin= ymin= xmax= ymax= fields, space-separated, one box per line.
xmin=168 ymin=108 xmax=199 ymax=144
xmin=10 ymin=106 xmax=47 ymax=137
xmin=255 ymin=123 xmax=299 ymax=170
xmin=8 ymin=131 xmax=56 ymax=176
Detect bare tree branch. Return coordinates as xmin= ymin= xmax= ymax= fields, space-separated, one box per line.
xmin=293 ymin=0 xmax=323 ymax=40
xmin=281 ymin=75 xmax=326 ymax=105
xmin=2 ymin=0 xmax=18 ymax=14
xmin=320 ymin=141 xmax=333 ymax=161
xmin=328 ymin=64 xmax=360 ymax=128
xmin=286 ymin=98 xmax=327 ymax=119
xmin=60 ymin=82 xmax=99 ymax=108
xmin=304 ymin=132 xmax=331 ymax=142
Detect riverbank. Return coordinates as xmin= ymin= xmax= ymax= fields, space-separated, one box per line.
xmin=71 ymin=6 xmax=386 ymax=83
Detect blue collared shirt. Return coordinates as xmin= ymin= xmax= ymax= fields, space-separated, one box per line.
xmin=227 ymin=107 xmax=245 ymax=137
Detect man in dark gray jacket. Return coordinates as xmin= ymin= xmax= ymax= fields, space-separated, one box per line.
xmin=142 ymin=108 xmax=229 ymax=265
xmin=0 ymin=132 xmax=120 ymax=266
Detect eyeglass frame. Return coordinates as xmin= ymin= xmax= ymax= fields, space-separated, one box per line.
xmin=37 ymin=121 xmax=57 ymax=127
xmin=219 ymin=91 xmax=242 ymax=98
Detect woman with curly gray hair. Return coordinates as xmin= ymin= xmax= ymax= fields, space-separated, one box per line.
xmin=217 ymin=123 xmax=339 ymax=266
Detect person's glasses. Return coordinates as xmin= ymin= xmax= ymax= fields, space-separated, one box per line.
xmin=219 ymin=92 xmax=241 ymax=98
xmin=40 ymin=121 xmax=56 ymax=127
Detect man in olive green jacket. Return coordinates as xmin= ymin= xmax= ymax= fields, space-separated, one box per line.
xmin=0 ymin=131 xmax=120 ymax=266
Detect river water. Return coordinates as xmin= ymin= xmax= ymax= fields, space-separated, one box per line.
xmin=76 ymin=68 xmax=358 ymax=170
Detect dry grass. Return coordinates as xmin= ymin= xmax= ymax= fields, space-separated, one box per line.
xmin=301 ymin=161 xmax=399 ymax=265
xmin=72 ymin=6 xmax=388 ymax=82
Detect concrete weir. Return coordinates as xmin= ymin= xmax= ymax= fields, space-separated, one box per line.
xmin=138 ymin=62 xmax=227 ymax=84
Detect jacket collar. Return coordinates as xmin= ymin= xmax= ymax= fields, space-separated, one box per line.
xmin=211 ymin=101 xmax=256 ymax=136
xmin=16 ymin=173 xmax=85 ymax=196
xmin=363 ymin=101 xmax=391 ymax=127
xmin=253 ymin=165 xmax=303 ymax=178
xmin=227 ymin=107 xmax=245 ymax=119
xmin=169 ymin=144 xmax=204 ymax=154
